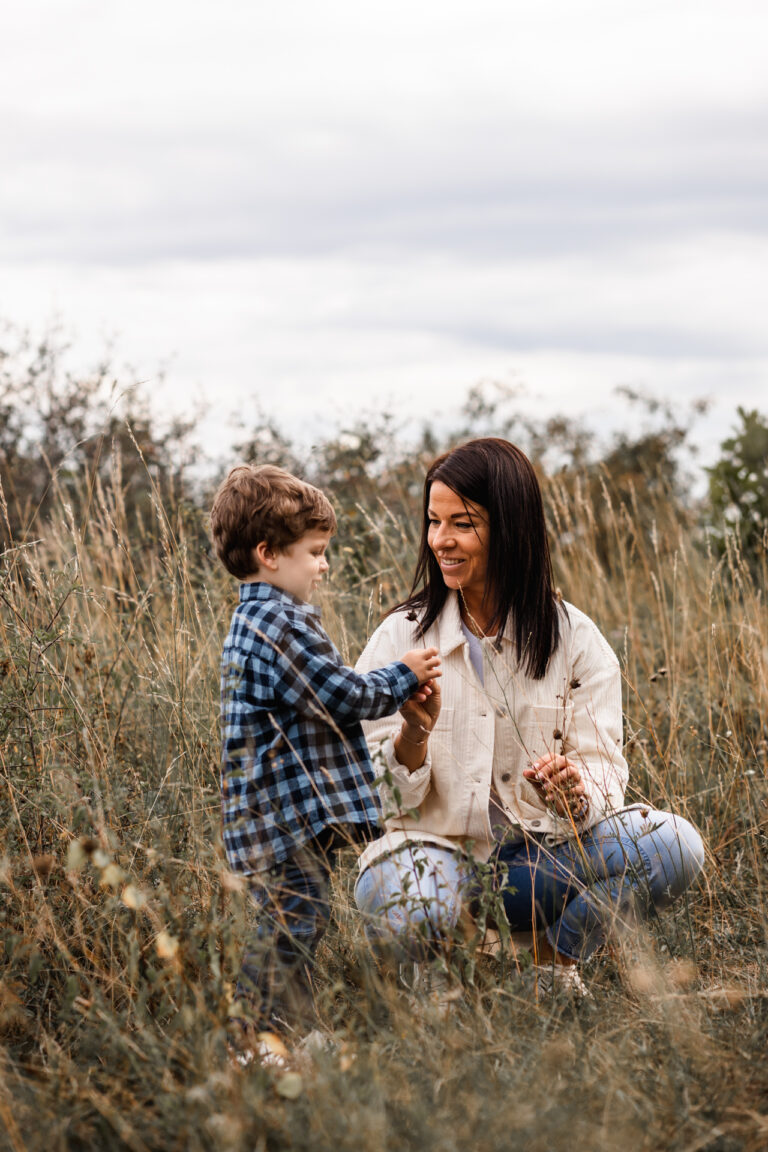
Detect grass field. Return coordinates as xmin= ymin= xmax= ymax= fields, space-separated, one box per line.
xmin=0 ymin=447 xmax=766 ymax=1152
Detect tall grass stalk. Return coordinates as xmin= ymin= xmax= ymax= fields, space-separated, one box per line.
xmin=0 ymin=449 xmax=766 ymax=1151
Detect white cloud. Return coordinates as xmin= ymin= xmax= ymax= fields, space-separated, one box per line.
xmin=3 ymin=241 xmax=765 ymax=457
xmin=0 ymin=0 xmax=766 ymax=453
xmin=2 ymin=2 xmax=767 ymax=266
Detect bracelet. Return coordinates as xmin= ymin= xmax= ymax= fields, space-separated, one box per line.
xmin=398 ymin=727 xmax=428 ymax=747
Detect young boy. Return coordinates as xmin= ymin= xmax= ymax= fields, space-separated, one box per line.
xmin=210 ymin=463 xmax=440 ymax=1055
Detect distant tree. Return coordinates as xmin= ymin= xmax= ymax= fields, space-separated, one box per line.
xmin=442 ymin=382 xmax=707 ymax=573
xmin=0 ymin=324 xmax=198 ymax=552
xmin=231 ymin=408 xmax=307 ymax=478
xmin=707 ymin=406 xmax=768 ymax=564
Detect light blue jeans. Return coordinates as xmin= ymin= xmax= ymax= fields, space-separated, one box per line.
xmin=354 ymin=809 xmax=705 ymax=961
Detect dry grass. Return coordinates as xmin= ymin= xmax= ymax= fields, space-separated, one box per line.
xmin=0 ymin=454 xmax=766 ymax=1152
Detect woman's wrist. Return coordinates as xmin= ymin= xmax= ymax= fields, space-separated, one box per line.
xmin=398 ymin=724 xmax=429 ymax=747
xmin=393 ymin=724 xmax=430 ymax=771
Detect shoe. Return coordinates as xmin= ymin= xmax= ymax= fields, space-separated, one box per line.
xmin=230 ymin=1029 xmax=289 ymax=1069
xmin=297 ymin=1028 xmax=338 ymax=1058
xmin=532 ymin=963 xmax=592 ymax=1001
xmin=398 ymin=961 xmax=463 ymax=1013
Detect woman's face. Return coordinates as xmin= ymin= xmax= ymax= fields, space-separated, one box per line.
xmin=427 ymin=480 xmax=490 ymax=603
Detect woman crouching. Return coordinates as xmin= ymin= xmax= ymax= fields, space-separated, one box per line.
xmin=354 ymin=437 xmax=704 ymax=998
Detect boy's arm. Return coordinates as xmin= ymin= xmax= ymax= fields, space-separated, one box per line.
xmin=252 ymin=613 xmax=418 ymax=724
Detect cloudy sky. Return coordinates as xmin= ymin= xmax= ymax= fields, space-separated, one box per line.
xmin=1 ymin=0 xmax=766 ymax=460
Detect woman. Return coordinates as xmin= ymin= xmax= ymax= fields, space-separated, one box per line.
xmin=354 ymin=438 xmax=704 ymax=996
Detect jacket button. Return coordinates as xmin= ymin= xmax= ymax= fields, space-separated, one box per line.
xmin=501 ymin=772 xmax=511 ymax=783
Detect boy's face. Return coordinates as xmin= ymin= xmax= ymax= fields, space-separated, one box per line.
xmin=255 ymin=529 xmax=332 ymax=602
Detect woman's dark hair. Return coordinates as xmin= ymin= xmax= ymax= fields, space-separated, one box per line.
xmin=396 ymin=437 xmax=561 ymax=679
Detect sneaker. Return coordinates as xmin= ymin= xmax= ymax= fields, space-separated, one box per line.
xmin=532 ymin=963 xmax=592 ymax=1001
xmin=297 ymin=1028 xmax=338 ymax=1058
xmin=398 ymin=961 xmax=464 ymax=1013
xmin=230 ymin=1029 xmax=289 ymax=1069
xmin=257 ymin=1031 xmax=291 ymax=1066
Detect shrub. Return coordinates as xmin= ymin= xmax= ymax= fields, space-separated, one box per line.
xmin=707 ymin=406 xmax=768 ymax=566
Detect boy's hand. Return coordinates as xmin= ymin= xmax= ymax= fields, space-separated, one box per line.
xmin=401 ymin=646 xmax=442 ymax=686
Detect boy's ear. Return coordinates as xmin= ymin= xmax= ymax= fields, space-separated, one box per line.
xmin=253 ymin=541 xmax=278 ymax=571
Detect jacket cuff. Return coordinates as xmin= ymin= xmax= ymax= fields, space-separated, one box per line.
xmin=580 ymin=773 xmax=624 ymax=821
xmin=380 ymin=733 xmax=432 ymax=791
xmin=386 ymin=661 xmax=420 ymax=701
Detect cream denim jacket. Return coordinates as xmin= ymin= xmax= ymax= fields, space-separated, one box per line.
xmin=355 ymin=593 xmax=629 ymax=875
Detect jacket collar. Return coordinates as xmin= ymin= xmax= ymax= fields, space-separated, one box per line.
xmin=238 ymin=580 xmax=321 ymax=620
xmin=437 ymin=592 xmax=514 ymax=655
xmin=438 ymin=592 xmax=470 ymax=656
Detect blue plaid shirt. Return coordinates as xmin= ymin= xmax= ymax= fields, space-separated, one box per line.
xmin=220 ymin=581 xmax=418 ymax=875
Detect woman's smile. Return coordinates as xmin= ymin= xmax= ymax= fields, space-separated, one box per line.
xmin=427 ymin=480 xmax=490 ymax=608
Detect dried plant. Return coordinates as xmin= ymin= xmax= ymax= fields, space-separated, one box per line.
xmin=0 ymin=387 xmax=766 ymax=1151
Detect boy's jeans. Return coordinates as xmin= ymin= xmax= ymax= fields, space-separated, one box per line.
xmin=236 ymin=831 xmax=338 ymax=1033
xmin=354 ymin=808 xmax=705 ymax=962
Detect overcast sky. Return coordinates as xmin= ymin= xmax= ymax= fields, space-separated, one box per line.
xmin=1 ymin=0 xmax=766 ymax=461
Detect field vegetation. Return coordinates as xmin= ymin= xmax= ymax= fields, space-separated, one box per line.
xmin=1 ymin=331 xmax=767 ymax=1150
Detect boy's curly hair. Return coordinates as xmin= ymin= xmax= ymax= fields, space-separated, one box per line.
xmin=210 ymin=464 xmax=337 ymax=579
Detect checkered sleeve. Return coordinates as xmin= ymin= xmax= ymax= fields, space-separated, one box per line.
xmin=258 ymin=613 xmax=418 ymax=723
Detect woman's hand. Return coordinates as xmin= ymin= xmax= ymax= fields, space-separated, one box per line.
xmin=393 ymin=678 xmax=442 ymax=771
xmin=523 ymin=753 xmax=589 ymax=821
xmin=400 ymin=675 xmax=441 ymax=737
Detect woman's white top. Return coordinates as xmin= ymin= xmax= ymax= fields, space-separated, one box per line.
xmin=354 ymin=592 xmax=630 ymax=874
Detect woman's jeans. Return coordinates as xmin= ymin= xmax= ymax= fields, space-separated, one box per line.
xmin=354 ymin=809 xmax=705 ymax=962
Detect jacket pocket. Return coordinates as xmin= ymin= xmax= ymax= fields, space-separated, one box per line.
xmin=519 ymin=702 xmax=575 ymax=762
xmin=424 ymin=708 xmax=458 ymax=802
xmin=428 ymin=707 xmax=455 ymax=757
